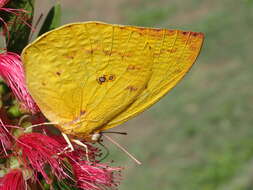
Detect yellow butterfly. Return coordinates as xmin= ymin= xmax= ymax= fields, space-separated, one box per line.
xmin=21 ymin=21 xmax=204 ymax=140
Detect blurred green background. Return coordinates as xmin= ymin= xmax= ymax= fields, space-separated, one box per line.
xmin=38 ymin=0 xmax=253 ymax=189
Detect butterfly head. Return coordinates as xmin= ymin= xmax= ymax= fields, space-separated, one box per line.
xmin=91 ymin=133 xmax=102 ymax=141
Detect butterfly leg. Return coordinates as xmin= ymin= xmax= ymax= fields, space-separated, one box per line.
xmin=60 ymin=133 xmax=90 ymax=162
xmin=72 ymin=139 xmax=90 ymax=162
xmin=62 ymin=132 xmax=74 ymax=152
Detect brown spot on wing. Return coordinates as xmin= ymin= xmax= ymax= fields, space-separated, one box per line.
xmin=63 ymin=51 xmax=77 ymax=59
xmin=166 ymin=30 xmax=176 ymax=36
xmin=127 ymin=65 xmax=141 ymax=71
xmin=154 ymin=28 xmax=163 ymax=32
xmin=85 ymin=49 xmax=94 ymax=54
xmin=173 ymin=69 xmax=182 ymax=74
xmin=108 ymin=74 xmax=116 ymax=81
xmin=103 ymin=50 xmax=112 ymax=56
xmin=190 ymin=45 xmax=198 ymax=51
xmin=80 ymin=110 xmax=86 ymax=116
xmin=126 ymin=86 xmax=138 ymax=92
xmin=97 ymin=75 xmax=107 ymax=84
xmin=192 ymin=32 xmax=199 ymax=37
xmin=119 ymin=51 xmax=132 ymax=58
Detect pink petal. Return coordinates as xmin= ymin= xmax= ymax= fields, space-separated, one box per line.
xmin=0 ymin=169 xmax=26 ymax=190
xmin=0 ymin=0 xmax=9 ymax=8
xmin=71 ymin=161 xmax=122 ymax=190
xmin=17 ymin=132 xmax=67 ymax=184
xmin=53 ymin=136 xmax=123 ymax=190
xmin=0 ymin=118 xmax=12 ymax=155
xmin=0 ymin=52 xmax=39 ymax=113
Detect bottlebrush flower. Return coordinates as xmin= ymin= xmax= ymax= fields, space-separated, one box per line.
xmin=0 ymin=0 xmax=9 ymax=8
xmin=65 ymin=140 xmax=122 ymax=190
xmin=17 ymin=132 xmax=67 ymax=184
xmin=0 ymin=52 xmax=39 ymax=113
xmin=16 ymin=132 xmax=122 ymax=189
xmin=0 ymin=169 xmax=26 ymax=190
xmin=71 ymin=161 xmax=122 ymax=190
xmin=0 ymin=118 xmax=12 ymax=155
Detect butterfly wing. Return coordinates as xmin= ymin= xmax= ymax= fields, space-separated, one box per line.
xmin=102 ymin=26 xmax=204 ymax=131
xmin=22 ymin=21 xmax=204 ymax=137
xmin=22 ymin=22 xmax=154 ymax=136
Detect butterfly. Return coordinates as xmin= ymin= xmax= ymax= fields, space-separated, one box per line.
xmin=21 ymin=21 xmax=204 ymax=141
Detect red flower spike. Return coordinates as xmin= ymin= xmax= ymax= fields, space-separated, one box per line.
xmin=17 ymin=133 xmax=68 ymax=184
xmin=0 ymin=169 xmax=26 ymax=190
xmin=71 ymin=161 xmax=122 ymax=190
xmin=53 ymin=136 xmax=122 ymax=190
xmin=0 ymin=0 xmax=9 ymax=8
xmin=0 ymin=52 xmax=39 ymax=113
xmin=0 ymin=118 xmax=12 ymax=155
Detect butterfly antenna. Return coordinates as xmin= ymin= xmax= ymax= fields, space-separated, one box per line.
xmin=103 ymin=134 xmax=142 ymax=165
xmin=97 ymin=141 xmax=110 ymax=162
xmin=101 ymin=131 xmax=127 ymax=135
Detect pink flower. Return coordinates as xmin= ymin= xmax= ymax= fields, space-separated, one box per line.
xmin=0 ymin=52 xmax=39 ymax=113
xmin=17 ymin=132 xmax=67 ymax=184
xmin=65 ymin=140 xmax=122 ymax=190
xmin=0 ymin=169 xmax=26 ymax=190
xmin=17 ymin=132 xmax=122 ymax=188
xmin=0 ymin=0 xmax=9 ymax=8
xmin=0 ymin=118 xmax=12 ymax=155
xmin=71 ymin=161 xmax=122 ymax=190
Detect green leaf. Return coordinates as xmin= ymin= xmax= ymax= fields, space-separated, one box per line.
xmin=38 ymin=3 xmax=62 ymax=36
xmin=3 ymin=0 xmax=35 ymax=54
